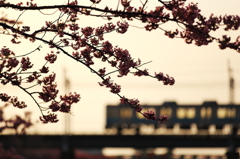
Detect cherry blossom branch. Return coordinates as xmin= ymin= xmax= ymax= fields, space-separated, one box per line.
xmin=0 ymin=0 xmax=239 ymax=124
xmin=0 ymin=72 xmax=44 ymax=116
xmin=1 ymin=1 xmax=239 ymax=51
xmin=0 ymin=16 xmax=173 ymax=123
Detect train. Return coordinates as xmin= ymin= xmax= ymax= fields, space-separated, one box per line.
xmin=106 ymin=101 xmax=240 ymax=130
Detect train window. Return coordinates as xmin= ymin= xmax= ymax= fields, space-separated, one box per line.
xmin=227 ymin=108 xmax=236 ymax=118
xmin=120 ymin=108 xmax=132 ymax=118
xmin=217 ymin=108 xmax=227 ymax=118
xmin=217 ymin=107 xmax=236 ymax=118
xmin=177 ymin=107 xmax=195 ymax=119
xmin=160 ymin=107 xmax=172 ymax=118
xmin=206 ymin=107 xmax=212 ymax=118
xmin=200 ymin=107 xmax=205 ymax=118
xmin=177 ymin=108 xmax=185 ymax=119
xmin=107 ymin=108 xmax=118 ymax=118
xmin=137 ymin=107 xmax=156 ymax=119
xmin=187 ymin=108 xmax=195 ymax=119
xmin=201 ymin=107 xmax=212 ymax=118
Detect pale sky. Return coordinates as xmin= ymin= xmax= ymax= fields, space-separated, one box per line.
xmin=0 ymin=0 xmax=240 ymax=134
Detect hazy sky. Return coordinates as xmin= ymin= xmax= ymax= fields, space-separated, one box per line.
xmin=0 ymin=0 xmax=240 ymax=134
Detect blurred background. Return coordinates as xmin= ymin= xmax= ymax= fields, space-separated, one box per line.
xmin=0 ymin=0 xmax=240 ymax=158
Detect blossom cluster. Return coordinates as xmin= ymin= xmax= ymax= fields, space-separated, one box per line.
xmin=99 ymin=77 xmax=121 ymax=94
xmin=40 ymin=112 xmax=58 ymax=123
xmin=219 ymin=35 xmax=240 ymax=53
xmin=155 ymin=72 xmax=175 ymax=85
xmin=16 ymin=0 xmax=37 ymax=7
xmin=120 ymin=96 xmax=142 ymax=112
xmin=103 ymin=0 xmax=240 ymax=52
xmin=48 ymin=92 xmax=80 ymax=113
xmin=120 ymin=96 xmax=168 ymax=123
xmin=0 ymin=93 xmax=27 ymax=109
xmin=38 ymin=73 xmax=59 ymax=102
xmin=143 ymin=110 xmax=168 ymax=123
xmin=0 ymin=46 xmax=80 ymax=123
xmin=0 ymin=103 xmax=32 ymax=135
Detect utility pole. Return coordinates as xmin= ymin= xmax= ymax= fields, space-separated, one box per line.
xmin=226 ymin=60 xmax=238 ymax=159
xmin=64 ymin=67 xmax=71 ymax=135
xmin=228 ymin=60 xmax=234 ymax=105
xmin=61 ymin=67 xmax=73 ymax=159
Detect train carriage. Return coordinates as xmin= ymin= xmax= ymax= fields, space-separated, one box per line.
xmin=106 ymin=101 xmax=240 ymax=132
